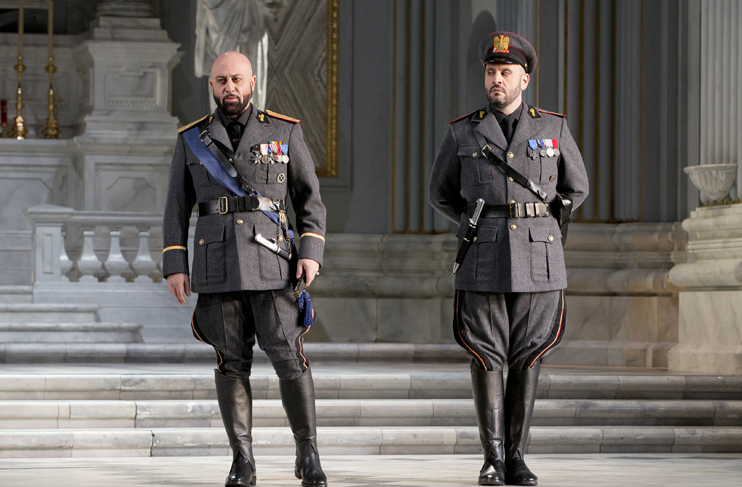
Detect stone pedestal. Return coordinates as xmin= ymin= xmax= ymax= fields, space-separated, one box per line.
xmin=669 ymin=204 xmax=742 ymax=375
xmin=71 ymin=7 xmax=182 ymax=213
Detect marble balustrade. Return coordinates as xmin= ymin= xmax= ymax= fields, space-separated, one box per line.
xmin=24 ymin=204 xmax=166 ymax=284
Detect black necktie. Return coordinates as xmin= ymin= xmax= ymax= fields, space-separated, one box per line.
xmin=227 ymin=122 xmax=243 ymax=150
xmin=500 ymin=115 xmax=516 ymax=145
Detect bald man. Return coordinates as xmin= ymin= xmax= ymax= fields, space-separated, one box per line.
xmin=162 ymin=52 xmax=327 ymax=487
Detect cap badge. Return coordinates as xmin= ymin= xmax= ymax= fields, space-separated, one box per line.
xmin=492 ymin=35 xmax=510 ymax=54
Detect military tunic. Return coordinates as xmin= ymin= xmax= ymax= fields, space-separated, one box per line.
xmin=429 ymin=102 xmax=589 ymax=370
xmin=162 ymin=106 xmax=326 ymax=379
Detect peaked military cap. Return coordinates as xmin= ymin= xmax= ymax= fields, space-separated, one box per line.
xmin=478 ymin=31 xmax=537 ymax=74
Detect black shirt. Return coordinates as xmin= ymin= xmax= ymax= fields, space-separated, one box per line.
xmin=491 ymin=103 xmax=523 ymax=145
xmin=217 ymin=104 xmax=253 ymax=150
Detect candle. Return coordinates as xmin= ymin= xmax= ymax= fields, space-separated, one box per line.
xmin=18 ymin=0 xmax=23 ymax=55
xmin=1 ymin=100 xmax=7 ymax=125
xmin=47 ymin=0 xmax=53 ymax=58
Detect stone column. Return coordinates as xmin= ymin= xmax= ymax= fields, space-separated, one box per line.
xmin=668 ymin=0 xmax=742 ymax=375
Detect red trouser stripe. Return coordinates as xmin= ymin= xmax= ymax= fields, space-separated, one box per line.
xmin=191 ymin=311 xmax=224 ymax=371
xmin=529 ymin=290 xmax=565 ymax=369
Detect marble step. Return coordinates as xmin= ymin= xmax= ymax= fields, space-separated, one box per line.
xmin=0 ymin=425 xmax=739 ymax=457
xmin=0 ymin=342 xmax=468 ymax=364
xmin=1 ymin=371 xmax=740 ymax=401
xmin=0 ymin=322 xmax=143 ymax=343
xmin=0 ymin=286 xmax=32 ymax=304
xmin=0 ymin=304 xmax=99 ymax=323
xmin=0 ymin=399 xmax=740 ymax=429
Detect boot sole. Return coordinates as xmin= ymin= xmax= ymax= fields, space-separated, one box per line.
xmin=505 ymin=480 xmax=537 ymax=486
xmin=478 ymin=480 xmax=504 ymax=486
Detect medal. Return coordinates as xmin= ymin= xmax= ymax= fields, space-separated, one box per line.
xmin=554 ymin=148 xmax=560 ymax=156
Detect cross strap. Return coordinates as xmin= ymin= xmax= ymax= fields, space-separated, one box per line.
xmin=473 ymin=131 xmax=549 ymax=203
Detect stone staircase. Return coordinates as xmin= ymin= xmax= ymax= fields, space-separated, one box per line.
xmin=0 ymin=364 xmax=739 ymax=457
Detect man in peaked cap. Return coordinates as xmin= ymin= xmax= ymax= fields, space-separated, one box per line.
xmin=163 ymin=52 xmax=327 ymax=487
xmin=429 ymin=32 xmax=589 ymax=485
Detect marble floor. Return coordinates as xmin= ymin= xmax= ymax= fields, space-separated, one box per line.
xmin=0 ymin=454 xmax=740 ymax=487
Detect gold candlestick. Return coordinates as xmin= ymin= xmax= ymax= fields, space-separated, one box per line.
xmin=13 ymin=0 xmax=27 ymax=140
xmin=42 ymin=0 xmax=59 ymax=139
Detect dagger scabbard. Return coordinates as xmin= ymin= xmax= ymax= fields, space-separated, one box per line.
xmin=452 ymin=198 xmax=485 ymax=275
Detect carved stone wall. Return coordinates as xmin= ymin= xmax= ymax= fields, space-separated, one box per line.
xmin=265 ymin=0 xmax=329 ymax=173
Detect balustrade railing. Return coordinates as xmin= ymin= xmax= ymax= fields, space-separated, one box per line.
xmin=23 ymin=204 xmax=193 ymax=284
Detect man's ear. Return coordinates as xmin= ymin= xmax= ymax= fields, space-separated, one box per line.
xmin=521 ymin=73 xmax=530 ymax=90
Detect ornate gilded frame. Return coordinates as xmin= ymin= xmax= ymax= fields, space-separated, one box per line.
xmin=319 ymin=0 xmax=339 ymax=178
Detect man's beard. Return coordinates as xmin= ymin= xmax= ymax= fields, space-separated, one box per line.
xmin=486 ymin=84 xmax=521 ymax=109
xmin=214 ymin=91 xmax=251 ymax=118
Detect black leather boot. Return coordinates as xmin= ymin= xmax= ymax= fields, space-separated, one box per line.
xmin=471 ymin=363 xmax=506 ymax=486
xmin=215 ymin=372 xmax=256 ymax=487
xmin=279 ymin=368 xmax=327 ymax=487
xmin=504 ymin=362 xmax=540 ymax=486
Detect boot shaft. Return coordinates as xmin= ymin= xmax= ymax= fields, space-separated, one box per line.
xmin=470 ymin=363 xmax=505 ymax=463
xmin=504 ymin=362 xmax=540 ymax=460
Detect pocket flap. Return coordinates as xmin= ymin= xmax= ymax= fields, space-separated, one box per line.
xmin=529 ymin=226 xmax=555 ymax=243
xmin=476 ymin=227 xmax=498 ymax=242
xmin=195 ymin=225 xmax=225 ymax=245
xmin=457 ymin=145 xmax=481 ymax=158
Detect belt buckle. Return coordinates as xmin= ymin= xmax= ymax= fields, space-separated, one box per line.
xmin=509 ymin=201 xmax=520 ymax=219
xmin=218 ymin=196 xmax=229 ymax=215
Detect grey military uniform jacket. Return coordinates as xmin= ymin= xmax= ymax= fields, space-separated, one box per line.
xmin=162 ymin=107 xmax=326 ymax=294
xmin=429 ymin=102 xmax=589 ymax=293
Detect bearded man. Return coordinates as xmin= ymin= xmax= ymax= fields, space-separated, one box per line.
xmin=162 ymin=51 xmax=327 ymax=487
xmin=428 ymin=32 xmax=589 ymax=485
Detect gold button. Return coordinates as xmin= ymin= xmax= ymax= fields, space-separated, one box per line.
xmin=277 ymin=173 xmax=286 ymax=183
xmin=198 ymin=239 xmax=205 ymax=245
xmin=510 ymin=224 xmax=517 ymax=230
xmin=510 ymin=200 xmax=516 ymax=204
xmin=507 ymin=152 xmax=514 ymax=159
xmin=549 ymin=174 xmax=557 ymax=182
xmin=548 ymin=235 xmax=554 ymax=242
xmin=508 ymin=177 xmax=514 ymax=182
xmin=278 ymin=236 xmax=284 ymax=242
xmin=229 ymin=158 xmax=234 ymax=163
xmin=473 ymin=236 xmax=478 ymax=242
xmin=236 ymin=219 xmax=244 ymax=225
xmin=472 ymin=152 xmax=478 ymax=157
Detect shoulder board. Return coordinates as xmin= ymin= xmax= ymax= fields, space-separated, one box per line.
xmin=177 ymin=114 xmax=210 ymax=134
xmin=537 ymin=109 xmax=567 ymax=118
xmin=449 ymin=108 xmax=484 ymax=124
xmin=265 ymin=110 xmax=300 ymax=123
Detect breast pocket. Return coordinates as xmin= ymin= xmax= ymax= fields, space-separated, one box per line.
xmin=538 ymin=152 xmax=559 ymax=186
xmin=187 ymin=160 xmax=217 ymax=187
xmin=459 ymin=145 xmax=492 ymax=185
xmin=529 ymin=226 xmax=555 ymax=283
xmin=193 ymin=225 xmax=226 ymax=286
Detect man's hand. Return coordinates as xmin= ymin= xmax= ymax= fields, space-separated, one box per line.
xmin=296 ymin=258 xmax=320 ymax=287
xmin=167 ymin=273 xmax=191 ymax=305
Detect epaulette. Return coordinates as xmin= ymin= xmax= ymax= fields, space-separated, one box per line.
xmin=265 ymin=110 xmax=300 ymax=123
xmin=537 ymin=109 xmax=567 ymax=118
xmin=450 ymin=108 xmax=483 ymax=124
xmin=177 ymin=114 xmax=210 ymax=134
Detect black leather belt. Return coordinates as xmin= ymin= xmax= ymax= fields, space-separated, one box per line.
xmin=467 ymin=201 xmax=550 ymax=219
xmin=199 ymin=195 xmax=286 ymax=216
